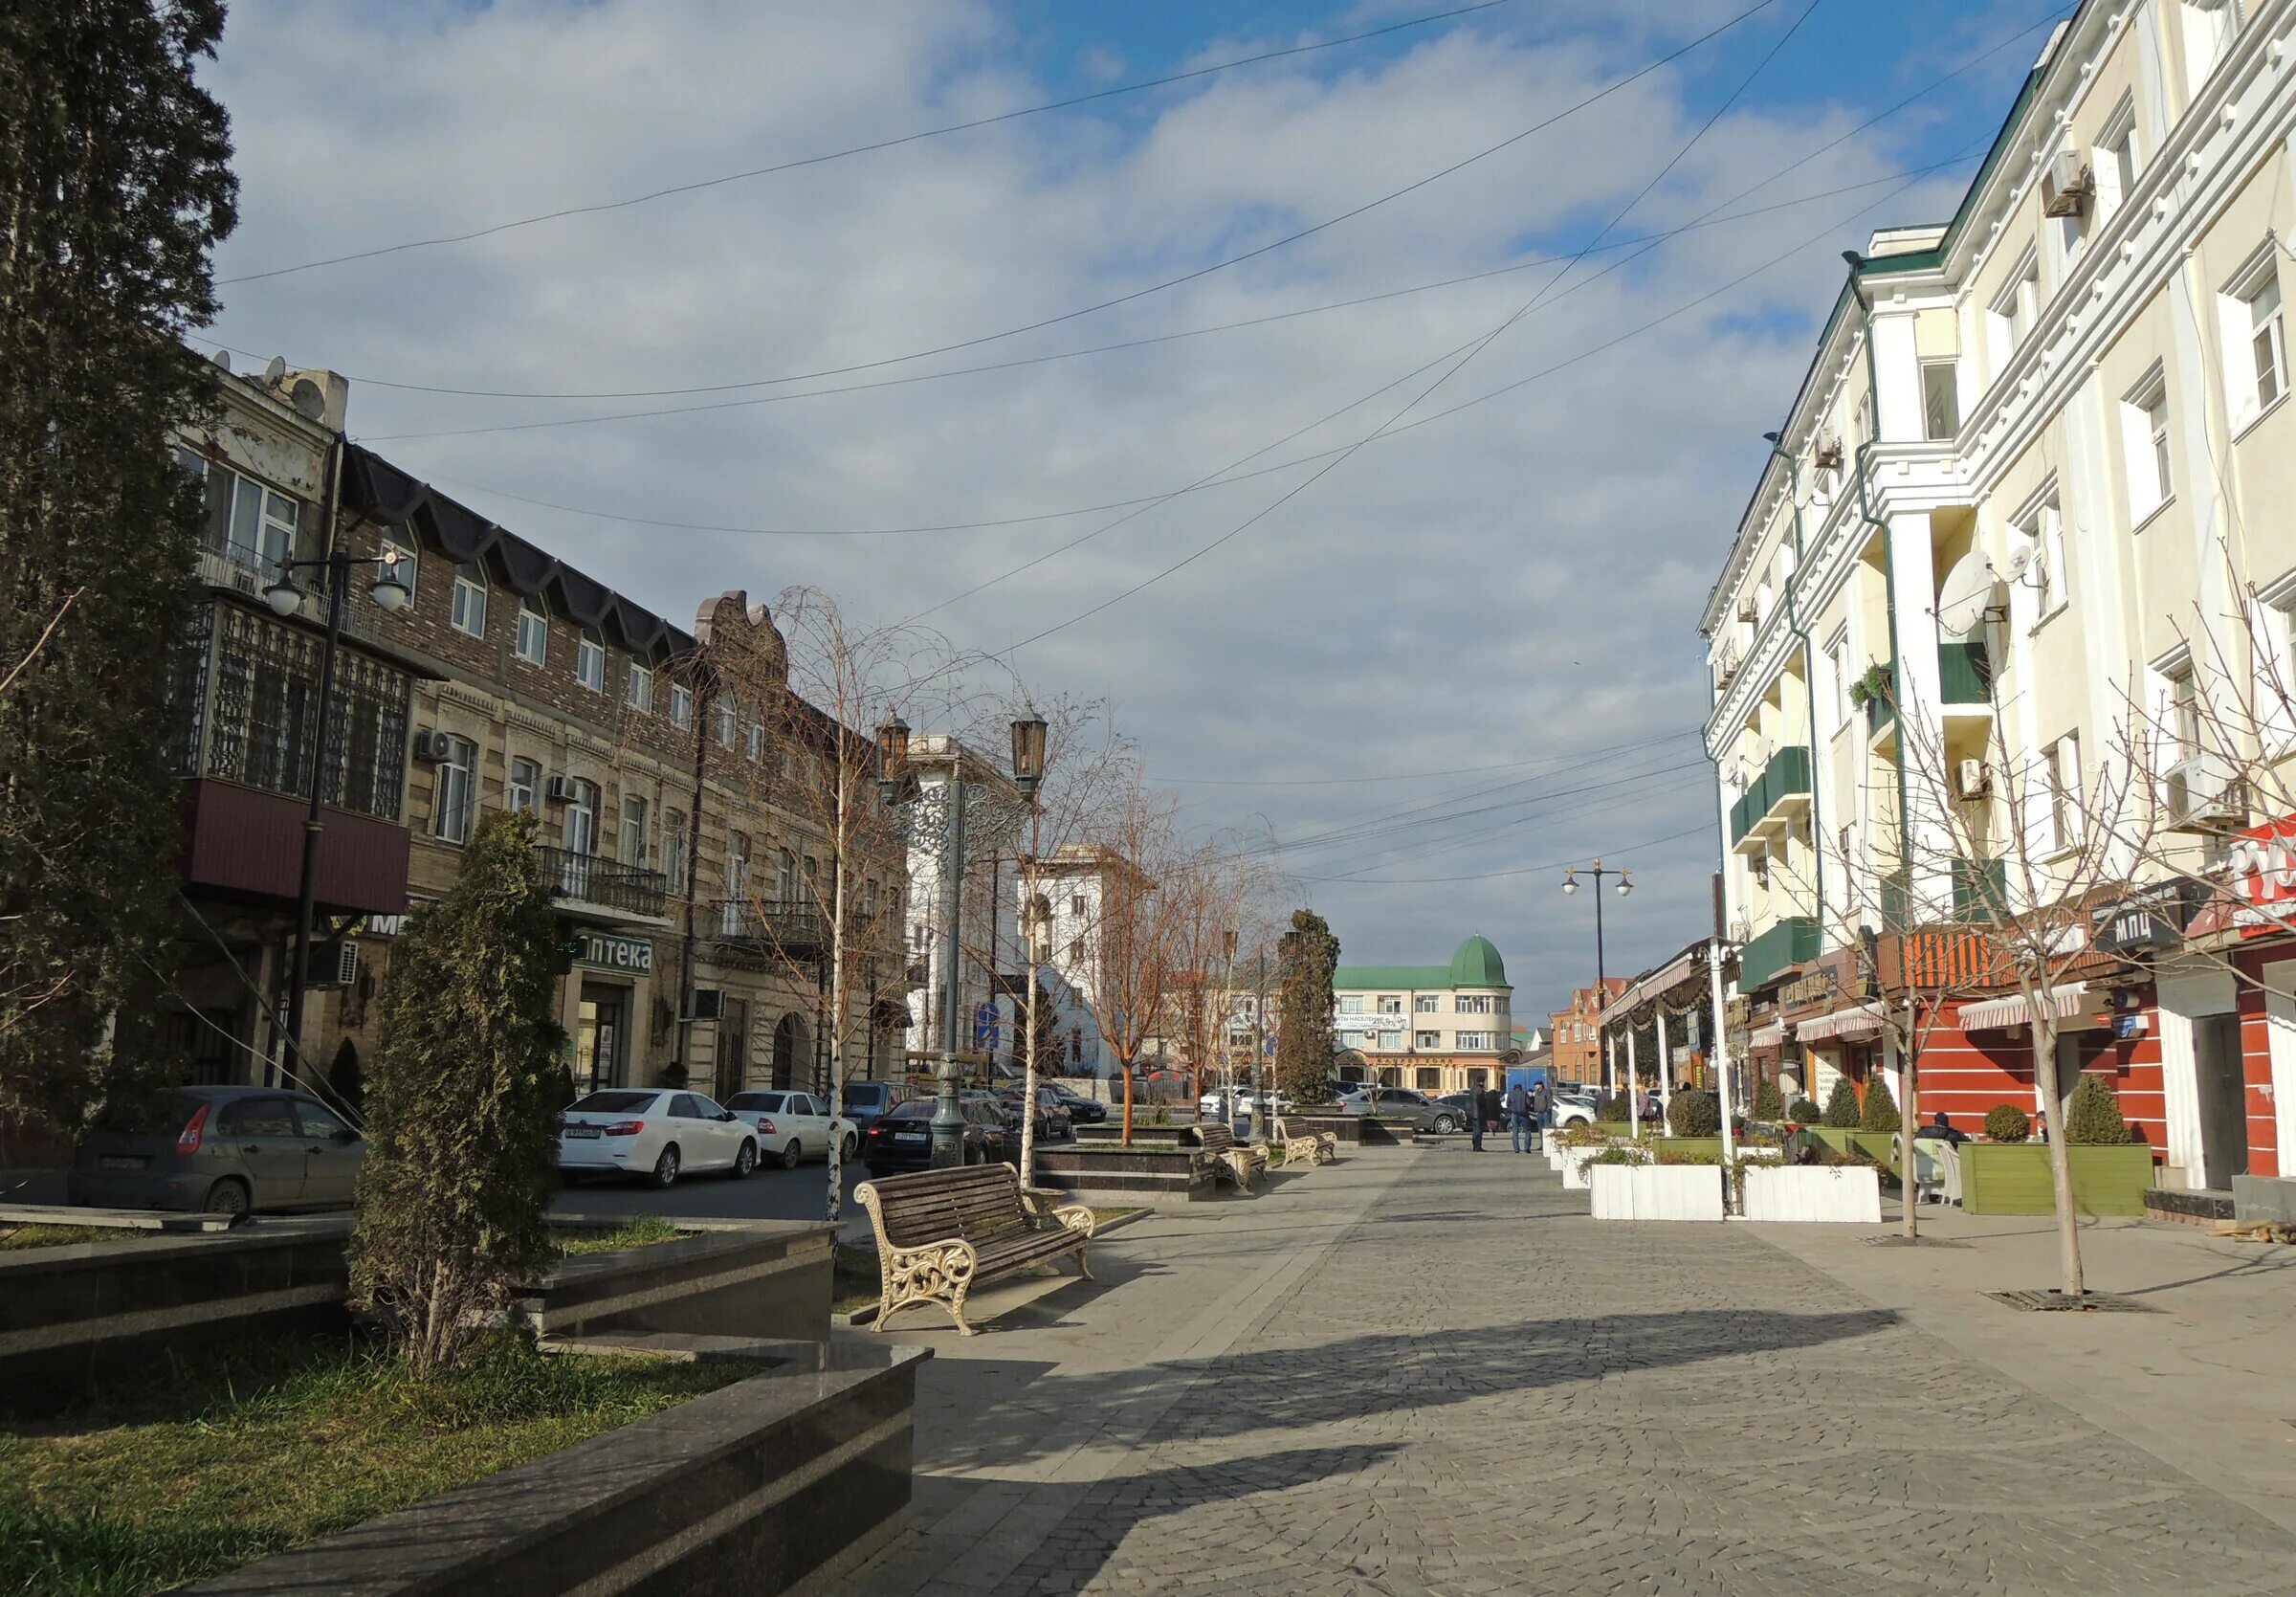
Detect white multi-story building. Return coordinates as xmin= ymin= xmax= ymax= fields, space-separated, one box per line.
xmin=1700 ymin=0 xmax=2296 ymax=1187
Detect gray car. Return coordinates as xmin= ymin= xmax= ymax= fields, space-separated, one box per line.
xmin=68 ymin=1086 xmax=365 ymax=1216
xmin=1342 ymin=1086 xmax=1464 ymax=1134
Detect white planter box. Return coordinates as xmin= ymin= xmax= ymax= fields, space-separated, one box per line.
xmin=1558 ymin=1145 xmax=1623 ymax=1189
xmin=1740 ymin=1164 xmax=1882 ymax=1223
xmin=1588 ymin=1163 xmax=1723 ymax=1221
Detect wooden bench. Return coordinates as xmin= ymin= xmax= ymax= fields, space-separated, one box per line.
xmin=1195 ymin=1121 xmax=1269 ymax=1189
xmin=1274 ymin=1116 xmax=1338 ymax=1166
xmin=853 ymin=1164 xmax=1095 ymax=1336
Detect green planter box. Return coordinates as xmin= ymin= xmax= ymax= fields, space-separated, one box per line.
xmin=1648 ymin=1138 xmax=1724 ymax=1163
xmin=1808 ymin=1127 xmax=1901 ymax=1172
xmin=1595 ymin=1121 xmax=1635 ymax=1140
xmin=1960 ymin=1142 xmax=2157 ymax=1216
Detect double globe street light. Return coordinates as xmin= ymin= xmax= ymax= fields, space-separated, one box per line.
xmin=1561 ymin=859 xmax=1630 ymax=1097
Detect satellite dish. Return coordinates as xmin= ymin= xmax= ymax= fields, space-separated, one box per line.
xmin=261 ymin=355 xmax=287 ymax=388
xmin=209 ymin=347 xmax=232 ymax=372
xmin=2002 ymin=544 xmax=2034 ymax=581
xmin=287 ymin=378 xmax=326 ymax=421
xmin=1934 ymin=550 xmax=2002 ymax=640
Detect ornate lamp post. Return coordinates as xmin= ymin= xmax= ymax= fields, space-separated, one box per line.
xmin=1560 ymin=858 xmax=1631 ymax=1118
xmin=263 ymin=546 xmax=411 ymax=1076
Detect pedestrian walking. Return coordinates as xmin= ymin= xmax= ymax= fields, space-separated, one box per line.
xmin=1525 ymin=1077 xmax=1550 ymax=1152
xmin=1472 ymin=1082 xmax=1501 ymax=1151
xmin=1504 ymin=1079 xmax=1534 ymax=1154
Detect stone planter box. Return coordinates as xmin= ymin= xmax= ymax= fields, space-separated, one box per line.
xmin=1075 ymin=1123 xmax=1197 ymax=1146
xmin=0 ymin=1215 xmax=351 ymax=1419
xmin=1588 ymin=1163 xmax=1724 ymax=1222
xmin=2233 ymin=1174 xmax=2296 ymax=1224
xmin=185 ymin=1339 xmax=929 ymax=1597
xmin=1959 ymin=1142 xmax=2156 ymax=1216
xmin=1284 ymin=1114 xmax=1367 ymax=1145
xmin=1740 ymin=1164 xmax=1883 ymax=1223
xmin=525 ymin=1221 xmax=834 ymax=1343
xmin=1031 ymin=1143 xmax=1215 ymax=1203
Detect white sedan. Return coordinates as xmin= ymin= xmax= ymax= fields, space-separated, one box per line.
xmin=558 ymin=1088 xmax=759 ymax=1187
xmin=724 ymin=1090 xmax=859 ymax=1168
xmin=1197 ymin=1087 xmax=1296 ymax=1117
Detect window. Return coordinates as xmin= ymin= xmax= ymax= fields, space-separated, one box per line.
xmin=1415 ymin=1031 xmax=1440 ymax=1049
xmin=378 ymin=537 xmax=416 ymax=609
xmin=1415 ymin=1068 xmax=1441 ymax=1091
xmin=2182 ymin=0 xmax=2237 ymax=87
xmin=2254 ymin=575 xmax=2296 ymax=746
xmin=1992 ymin=251 xmax=2041 ymax=370
xmin=664 ymin=810 xmax=688 ymax=894
xmin=2042 ymin=733 xmax=2084 ymax=854
xmin=1455 ymin=1031 xmax=1496 ymax=1051
xmin=563 ymin=779 xmax=599 ymax=855
xmin=576 ymin=627 xmax=606 ymax=692
xmin=431 ymin=733 xmax=475 ymax=845
xmin=627 ymin=662 xmax=653 ymax=714
xmin=669 ymin=681 xmax=694 ymax=729
xmin=2121 ymin=366 xmax=2172 ymax=520
xmin=1920 ymin=360 xmax=1959 ymax=440
xmin=2226 ymin=255 xmax=2286 ymax=427
xmin=715 ymin=699 xmax=737 ymax=748
xmin=2162 ymin=659 xmax=2201 ymax=762
xmin=746 ymin=721 xmax=763 ymax=762
xmin=184 ymin=456 xmax=301 ymax=575
xmin=727 ymin=832 xmax=751 ymax=901
xmin=450 ymin=563 xmax=487 ymax=637
xmin=2096 ymin=97 xmax=2140 ymax=218
xmin=777 ymin=849 xmax=796 ymax=900
xmin=1071 ymin=895 xmax=1087 ymax=916
xmin=1377 ymin=995 xmax=1403 ymax=1015
xmin=1826 ymin=630 xmax=1850 ymax=729
xmin=1338 ymin=996 xmax=1364 ymax=1014
xmin=1415 ymin=994 xmax=1441 ymax=1012
xmin=2017 ymin=491 xmax=2068 ymax=622
xmin=516 ymin=604 xmax=547 ymax=665
xmin=619 ymin=795 xmax=649 ymax=867
xmin=507 ymin=756 xmax=541 ymax=816
xmin=1457 ymin=994 xmax=1496 ymax=1015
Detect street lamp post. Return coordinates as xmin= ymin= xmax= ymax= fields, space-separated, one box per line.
xmin=263 ymin=543 xmax=411 ymax=1080
xmin=1560 ymin=858 xmax=1631 ymax=1120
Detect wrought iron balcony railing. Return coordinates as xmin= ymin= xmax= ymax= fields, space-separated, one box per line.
xmin=536 ymin=846 xmax=668 ymax=920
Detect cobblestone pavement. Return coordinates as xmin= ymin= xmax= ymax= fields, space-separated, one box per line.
xmin=845 ymin=1147 xmax=2296 ymax=1596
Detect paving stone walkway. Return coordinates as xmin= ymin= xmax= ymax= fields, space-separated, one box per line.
xmin=843 ymin=1145 xmax=2296 ymax=1595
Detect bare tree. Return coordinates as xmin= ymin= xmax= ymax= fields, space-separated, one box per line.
xmin=1070 ymin=777 xmax=1192 ymax=1143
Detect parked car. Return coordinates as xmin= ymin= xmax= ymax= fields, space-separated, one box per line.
xmin=1198 ymin=1087 xmax=1295 ymax=1118
xmin=1437 ymin=1090 xmax=1500 ymax=1131
xmin=69 ymin=1087 xmax=364 ymax=1216
xmin=1342 ymin=1086 xmax=1463 ymax=1134
xmin=559 ymin=1088 xmax=758 ymax=1187
xmin=860 ymin=1098 xmax=1020 ymax=1174
xmin=838 ymin=1080 xmax=914 ymax=1140
xmin=997 ymin=1084 xmax=1074 ymax=1142
xmin=1046 ymin=1083 xmax=1107 ymax=1123
xmin=723 ymin=1090 xmax=859 ymax=1167
xmin=1551 ymin=1091 xmax=1599 ymax=1129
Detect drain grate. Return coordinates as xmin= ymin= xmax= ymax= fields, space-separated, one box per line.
xmin=1984 ymin=1289 xmax=2155 ymax=1313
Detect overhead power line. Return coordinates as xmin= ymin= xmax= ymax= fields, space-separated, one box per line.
xmin=1154 ymin=728 xmax=1697 ymax=786
xmin=1295 ymin=822 xmax=1712 ymax=884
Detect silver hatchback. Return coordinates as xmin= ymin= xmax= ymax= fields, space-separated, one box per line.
xmin=68 ymin=1087 xmax=365 ymax=1216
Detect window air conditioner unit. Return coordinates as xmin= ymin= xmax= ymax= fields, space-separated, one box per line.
xmin=1728 ymin=919 xmax=1751 ymax=945
xmin=306 ymin=937 xmax=357 ymax=989
xmin=2164 ymin=750 xmax=2244 ymax=831
xmin=1813 ymin=437 xmax=1845 ymax=471
xmin=411 ymin=730 xmax=450 ymax=764
xmin=1736 ymin=598 xmax=1759 ymax=624
xmin=1954 ymin=758 xmax=1993 ymax=800
xmin=688 ymin=987 xmax=726 ymax=1023
xmin=544 ymin=775 xmax=577 ymax=804
xmin=2042 ymin=149 xmax=2094 ymax=218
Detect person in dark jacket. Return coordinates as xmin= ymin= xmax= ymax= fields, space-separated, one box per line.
xmin=1503 ymin=1080 xmax=1535 ymax=1153
xmin=1472 ymin=1084 xmax=1502 ymax=1151
xmin=1915 ymin=1111 xmax=1968 ymax=1145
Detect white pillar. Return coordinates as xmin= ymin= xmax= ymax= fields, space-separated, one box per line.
xmin=1711 ymin=943 xmax=1737 ymax=1167
xmin=1604 ymin=1029 xmax=1616 ymax=1094
xmin=1657 ymin=1010 xmax=1673 ymax=1120
xmin=1626 ymin=1026 xmax=1641 ymax=1137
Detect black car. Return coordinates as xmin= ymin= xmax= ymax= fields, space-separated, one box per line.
xmin=1047 ymin=1083 xmax=1107 ymax=1123
xmin=839 ymin=1080 xmax=914 ymax=1139
xmin=1437 ymin=1090 xmax=1499 ymax=1132
xmin=861 ymin=1098 xmax=1020 ymax=1174
xmin=997 ymin=1084 xmax=1074 ymax=1142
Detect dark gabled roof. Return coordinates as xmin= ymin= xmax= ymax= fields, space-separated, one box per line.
xmin=340 ymin=444 xmax=694 ymax=664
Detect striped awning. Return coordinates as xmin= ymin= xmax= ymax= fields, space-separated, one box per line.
xmin=1746 ymin=1021 xmax=1785 ymax=1050
xmin=1958 ymin=982 xmax=2088 ymax=1032
xmin=1793 ymin=1001 xmax=1886 ymax=1044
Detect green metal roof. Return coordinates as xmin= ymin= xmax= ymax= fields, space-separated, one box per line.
xmin=1334 ymin=936 xmax=1509 ymax=993
xmin=1448 ymin=935 xmax=1507 ymax=987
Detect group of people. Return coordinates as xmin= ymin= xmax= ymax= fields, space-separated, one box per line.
xmin=1468 ymin=1078 xmax=1552 ymax=1153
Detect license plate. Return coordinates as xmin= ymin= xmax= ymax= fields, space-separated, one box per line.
xmin=99 ymin=1155 xmax=146 ymax=1170
xmin=894 ymin=1131 xmax=927 ymax=1142
xmin=564 ymin=1127 xmax=603 ymax=1140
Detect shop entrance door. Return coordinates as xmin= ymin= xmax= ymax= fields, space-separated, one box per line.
xmin=575 ymin=986 xmax=627 ymax=1096
xmin=2194 ymin=1012 xmax=2249 ymax=1189
xmin=714 ymin=998 xmax=749 ymax=1103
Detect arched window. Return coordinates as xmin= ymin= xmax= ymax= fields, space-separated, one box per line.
xmin=450 ymin=563 xmax=487 ymax=636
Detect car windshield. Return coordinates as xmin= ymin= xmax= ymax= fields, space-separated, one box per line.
xmin=727 ymin=1093 xmax=784 ymax=1112
xmin=568 ymin=1091 xmax=654 ymax=1114
xmin=885 ymin=1100 xmax=936 ymax=1121
xmin=845 ymin=1085 xmax=889 ymax=1108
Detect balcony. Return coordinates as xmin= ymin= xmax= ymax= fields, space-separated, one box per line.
xmin=179 ymin=779 xmax=409 ymax=918
xmin=536 ymin=846 xmax=668 ymax=924
xmin=1737 ymin=916 xmax=1819 ymax=992
xmin=1729 ymin=745 xmax=1813 ymax=853
xmin=1878 ymin=859 xmax=2005 ymax=929
xmin=1938 ymin=639 xmax=1994 ymax=729
xmin=195 ymin=545 xmax=388 ymax=647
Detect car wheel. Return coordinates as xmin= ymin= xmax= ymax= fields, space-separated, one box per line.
xmin=1432 ymin=1114 xmax=1461 ymax=1135
xmin=842 ymin=1132 xmax=858 ymax=1162
xmin=651 ymin=1144 xmax=681 ymax=1188
xmin=734 ymin=1139 xmax=759 ymax=1178
xmin=202 ymin=1177 xmax=250 ymax=1217
xmin=781 ymin=1138 xmax=803 ymax=1170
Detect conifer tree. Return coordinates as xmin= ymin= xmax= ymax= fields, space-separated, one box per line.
xmin=1273 ymin=910 xmax=1338 ymax=1103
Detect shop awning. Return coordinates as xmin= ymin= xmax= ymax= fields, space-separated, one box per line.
xmin=1958 ymin=982 xmax=2087 ymax=1032
xmin=1746 ymin=1021 xmax=1785 ymax=1050
xmin=1793 ymin=1001 xmax=1887 ymax=1044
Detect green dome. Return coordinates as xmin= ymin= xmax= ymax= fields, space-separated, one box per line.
xmin=1447 ymin=935 xmax=1507 ymax=988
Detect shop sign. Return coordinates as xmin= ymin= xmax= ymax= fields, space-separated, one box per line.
xmin=577 ymin=932 xmax=653 ymax=974
xmin=2229 ymin=815 xmax=2296 ymax=938
xmin=1778 ymin=949 xmax=1869 ymax=1019
xmin=2090 ymin=881 xmax=2200 ymax=957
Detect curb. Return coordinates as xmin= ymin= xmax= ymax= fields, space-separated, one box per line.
xmin=829 ymin=1208 xmax=1154 ymax=1327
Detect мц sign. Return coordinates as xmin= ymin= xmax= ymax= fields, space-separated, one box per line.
xmin=2227 ymin=815 xmax=2296 ymax=938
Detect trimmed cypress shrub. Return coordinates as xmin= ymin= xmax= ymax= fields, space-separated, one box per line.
xmin=1859 ymin=1074 xmax=1900 ymax=1132
xmin=2064 ymin=1075 xmax=2134 ymax=1145
xmin=1786 ymin=1097 xmax=1821 ymax=1122
xmin=1983 ymin=1103 xmax=2030 ymax=1142
xmin=1752 ymin=1079 xmax=1786 ymax=1121
xmin=1668 ymin=1090 xmax=1720 ymax=1138
xmin=1820 ymin=1077 xmax=1862 ymax=1128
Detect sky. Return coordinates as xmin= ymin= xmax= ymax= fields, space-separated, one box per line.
xmin=196 ymin=0 xmax=2064 ymax=1019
